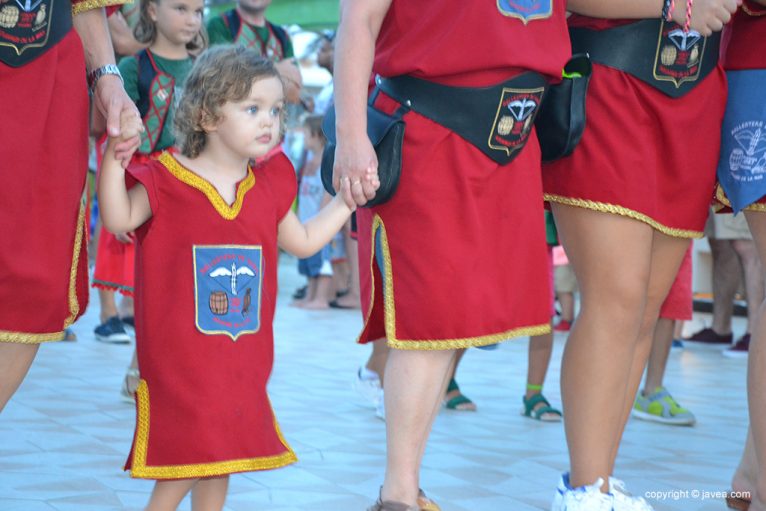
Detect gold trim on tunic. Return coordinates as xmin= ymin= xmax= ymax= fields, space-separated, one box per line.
xmin=715 ymin=184 xmax=766 ymax=213
xmin=159 ymin=152 xmax=255 ymax=221
xmin=72 ymin=0 xmax=127 ymax=16
xmin=544 ymin=193 xmax=704 ymax=239
xmin=357 ymin=214 xmax=552 ymax=351
xmin=130 ymin=379 xmax=297 ymax=479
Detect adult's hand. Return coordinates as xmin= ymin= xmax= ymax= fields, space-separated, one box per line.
xmin=274 ymin=59 xmax=303 ymax=104
xmin=672 ymin=0 xmax=740 ymax=35
xmin=93 ymin=74 xmax=141 ymax=168
xmin=332 ymin=133 xmax=380 ymax=207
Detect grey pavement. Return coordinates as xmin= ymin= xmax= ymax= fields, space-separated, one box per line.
xmin=0 ymin=254 xmax=750 ymax=510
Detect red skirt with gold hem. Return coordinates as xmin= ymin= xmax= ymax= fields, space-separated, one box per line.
xmin=542 ymin=64 xmax=727 ymax=239
xmin=356 ymin=94 xmax=552 ymax=350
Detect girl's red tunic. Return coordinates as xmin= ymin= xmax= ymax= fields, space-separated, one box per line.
xmin=124 ymin=152 xmax=298 ymax=479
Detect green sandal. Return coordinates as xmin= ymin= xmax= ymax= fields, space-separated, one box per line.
xmin=444 ymin=378 xmax=477 ymax=411
xmin=522 ymin=393 xmax=562 ymax=422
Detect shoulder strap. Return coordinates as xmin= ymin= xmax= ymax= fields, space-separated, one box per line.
xmin=223 ymin=9 xmax=241 ymax=41
xmin=136 ymin=49 xmax=156 ymax=119
xmin=267 ymin=21 xmax=289 ymax=56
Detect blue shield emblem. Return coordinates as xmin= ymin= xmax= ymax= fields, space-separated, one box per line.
xmin=497 ymin=0 xmax=553 ymax=24
xmin=193 ymin=245 xmax=263 ymax=341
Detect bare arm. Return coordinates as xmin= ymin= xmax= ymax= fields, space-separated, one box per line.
xmin=332 ymin=0 xmax=391 ymax=206
xmin=97 ymin=114 xmax=153 ymax=233
xmin=278 ymin=184 xmax=354 ymax=258
xmin=73 ymin=8 xmax=141 ymax=162
xmin=108 ymin=11 xmax=147 ymax=57
xmin=567 ymin=0 xmax=740 ymax=35
xmin=274 ymin=59 xmax=303 ymax=104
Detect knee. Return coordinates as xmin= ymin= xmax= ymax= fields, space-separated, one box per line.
xmin=580 ymin=277 xmax=648 ymax=329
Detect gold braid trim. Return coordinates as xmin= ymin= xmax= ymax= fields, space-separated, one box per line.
xmin=361 ymin=214 xmax=552 ymax=351
xmin=63 ymin=199 xmax=87 ymax=328
xmin=544 ymin=193 xmax=703 ymax=239
xmin=0 ymin=197 xmax=87 ymax=344
xmin=0 ymin=330 xmax=64 ymax=343
xmin=742 ymin=2 xmax=766 ymax=16
xmin=72 ymin=0 xmax=128 ymax=16
xmin=715 ymin=184 xmax=766 ymax=212
xmin=159 ymin=152 xmax=255 ymax=221
xmin=130 ymin=380 xmax=297 ymax=479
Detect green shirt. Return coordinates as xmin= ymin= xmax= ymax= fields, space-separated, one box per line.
xmin=118 ymin=53 xmax=193 ymax=151
xmin=206 ymin=14 xmax=294 ymax=59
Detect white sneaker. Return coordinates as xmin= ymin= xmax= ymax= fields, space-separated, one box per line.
xmin=552 ymin=474 xmax=614 ymax=511
xmin=352 ymin=367 xmax=382 ymax=409
xmin=610 ymin=477 xmax=654 ymax=511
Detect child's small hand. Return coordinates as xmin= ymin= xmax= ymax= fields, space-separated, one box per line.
xmin=338 ymin=176 xmax=358 ymax=212
xmin=119 ymin=110 xmax=144 ymax=142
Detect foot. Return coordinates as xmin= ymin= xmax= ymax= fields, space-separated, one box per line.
xmin=731 ymin=466 xmax=756 ymax=506
xmin=60 ymin=328 xmax=77 ymax=342
xmin=521 ymin=392 xmax=562 ymax=422
xmin=444 ymin=378 xmax=477 ymax=411
xmin=330 ymin=294 xmax=360 ymax=309
xmin=671 ymin=339 xmax=684 ymax=350
xmin=94 ymin=316 xmax=131 ymax=344
xmin=684 ymin=327 xmax=733 ymax=345
xmin=352 ymin=367 xmax=382 ymax=409
xmin=301 ymin=300 xmax=330 ymax=310
xmin=632 ymin=387 xmax=696 ymax=426
xmin=723 ymin=334 xmax=751 ymax=359
xmin=120 ymin=368 xmax=140 ymax=404
xmin=552 ymin=474 xmax=614 ymax=511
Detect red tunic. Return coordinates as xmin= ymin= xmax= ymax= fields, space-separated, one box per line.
xmin=542 ymin=16 xmax=727 ymax=238
xmin=0 ymin=0 xmax=124 ymax=344
xmin=356 ymin=0 xmax=570 ymax=349
xmin=124 ymin=152 xmax=297 ymax=479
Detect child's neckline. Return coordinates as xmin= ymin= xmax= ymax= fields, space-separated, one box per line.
xmin=159 ymin=152 xmax=255 ymax=221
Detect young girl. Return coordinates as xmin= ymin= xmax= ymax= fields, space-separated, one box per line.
xmin=98 ymin=46 xmax=360 ymax=511
xmin=92 ymin=0 xmax=205 ymax=398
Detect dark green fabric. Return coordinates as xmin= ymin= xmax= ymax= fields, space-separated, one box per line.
xmin=545 ymin=210 xmax=559 ymax=246
xmin=118 ymin=53 xmax=193 ymax=151
xmin=206 ymin=15 xmax=295 ymax=58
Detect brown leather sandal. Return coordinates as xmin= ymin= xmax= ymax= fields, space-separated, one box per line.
xmin=367 ymin=488 xmax=441 ymax=511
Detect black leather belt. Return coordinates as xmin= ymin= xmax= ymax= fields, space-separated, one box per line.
xmin=377 ymin=72 xmax=549 ymax=165
xmin=570 ymin=19 xmax=720 ymax=98
xmin=0 ymin=0 xmax=72 ymax=67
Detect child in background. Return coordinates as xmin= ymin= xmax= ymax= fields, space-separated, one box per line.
xmin=93 ymin=0 xmax=206 ymax=400
xmin=98 ymin=46 xmax=360 ymax=510
xmin=293 ymin=115 xmax=336 ymax=310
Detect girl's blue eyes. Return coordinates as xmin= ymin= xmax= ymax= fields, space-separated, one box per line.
xmin=246 ymin=106 xmax=282 ymax=116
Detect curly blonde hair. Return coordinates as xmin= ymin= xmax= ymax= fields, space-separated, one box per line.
xmin=134 ymin=0 xmax=207 ymax=52
xmin=174 ymin=46 xmax=283 ymax=158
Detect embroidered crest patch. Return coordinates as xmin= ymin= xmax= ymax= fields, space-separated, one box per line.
xmin=0 ymin=0 xmax=53 ymax=56
xmin=488 ymin=87 xmax=546 ymax=157
xmin=193 ymin=245 xmax=263 ymax=341
xmin=653 ymin=21 xmax=707 ymax=88
xmin=497 ymin=0 xmax=553 ymax=24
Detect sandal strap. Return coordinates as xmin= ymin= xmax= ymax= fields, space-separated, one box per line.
xmin=523 ymin=393 xmax=562 ymax=419
xmin=367 ymin=499 xmax=419 ymax=511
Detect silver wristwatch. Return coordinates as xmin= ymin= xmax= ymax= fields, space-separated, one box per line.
xmin=87 ymin=64 xmax=123 ymax=95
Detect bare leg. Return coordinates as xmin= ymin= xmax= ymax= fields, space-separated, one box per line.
xmin=334 ymin=227 xmax=361 ymax=308
xmin=525 ymin=325 xmax=560 ymax=420
xmin=611 ymin=233 xmax=689 ymax=470
xmin=732 ymin=239 xmax=765 ymax=335
xmin=367 ymin=338 xmax=390 ymax=384
xmin=302 ymin=275 xmax=333 ymax=309
xmin=191 ymin=476 xmax=229 ymax=511
xmin=558 ymin=291 xmax=575 ymax=323
xmin=444 ymin=348 xmax=476 ymax=411
xmin=709 ymin=239 xmax=739 ymax=335
xmin=673 ymin=320 xmax=684 ymax=340
xmin=381 ymin=348 xmax=456 ymax=505
xmin=731 ymin=428 xmax=758 ymax=497
xmin=642 ymin=317 xmax=675 ymax=393
xmin=0 ymin=343 xmax=40 ymax=413
xmin=552 ymin=204 xmax=654 ymax=489
xmin=744 ymin=211 xmax=766 ymax=510
xmin=98 ymin=287 xmax=119 ymax=323
xmin=145 ymin=479 xmax=197 ymax=511
xmin=118 ymin=295 xmax=135 ymax=319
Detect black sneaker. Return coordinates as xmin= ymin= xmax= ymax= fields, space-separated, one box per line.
xmin=94 ymin=316 xmax=131 ymax=344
